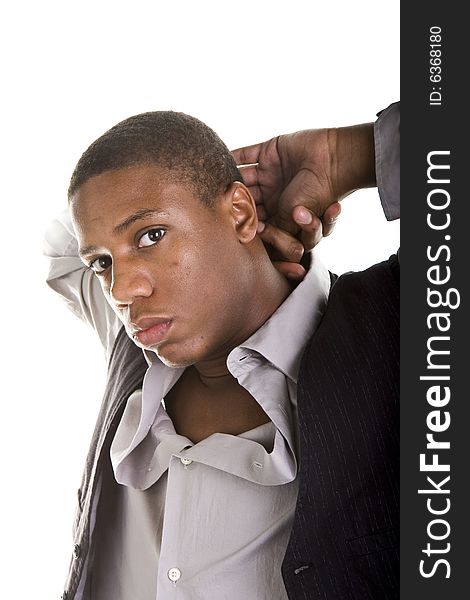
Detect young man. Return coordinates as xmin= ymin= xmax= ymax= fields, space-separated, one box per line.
xmin=46 ymin=102 xmax=399 ymax=599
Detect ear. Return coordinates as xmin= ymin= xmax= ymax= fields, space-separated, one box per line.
xmin=225 ymin=182 xmax=258 ymax=243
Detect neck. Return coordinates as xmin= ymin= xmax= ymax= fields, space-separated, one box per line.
xmin=192 ymin=361 xmax=235 ymax=385
xmin=194 ymin=260 xmax=293 ymax=386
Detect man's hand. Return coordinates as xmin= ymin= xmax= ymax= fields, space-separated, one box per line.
xmin=232 ymin=123 xmax=376 ymax=274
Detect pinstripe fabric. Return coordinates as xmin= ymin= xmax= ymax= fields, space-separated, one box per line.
xmin=282 ymin=255 xmax=399 ymax=599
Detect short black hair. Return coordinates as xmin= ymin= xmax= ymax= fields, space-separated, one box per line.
xmin=68 ymin=111 xmax=242 ymax=205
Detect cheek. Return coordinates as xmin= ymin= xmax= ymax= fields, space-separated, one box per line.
xmin=168 ymin=236 xmax=241 ymax=314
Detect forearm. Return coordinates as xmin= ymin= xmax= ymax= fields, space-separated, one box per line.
xmin=332 ymin=102 xmax=400 ymax=220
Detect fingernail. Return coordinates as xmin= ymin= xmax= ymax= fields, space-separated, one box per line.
xmin=257 ymin=221 xmax=266 ymax=233
xmin=296 ymin=208 xmax=312 ymax=224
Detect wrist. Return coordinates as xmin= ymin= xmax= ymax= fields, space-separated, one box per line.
xmin=330 ymin=123 xmax=376 ymax=199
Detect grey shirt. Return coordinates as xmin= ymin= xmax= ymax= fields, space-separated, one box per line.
xmin=45 ymin=214 xmax=331 ymax=600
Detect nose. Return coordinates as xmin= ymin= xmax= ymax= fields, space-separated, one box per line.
xmin=109 ymin=260 xmax=154 ymax=307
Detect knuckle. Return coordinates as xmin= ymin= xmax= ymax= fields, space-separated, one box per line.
xmin=288 ymin=242 xmax=304 ymax=261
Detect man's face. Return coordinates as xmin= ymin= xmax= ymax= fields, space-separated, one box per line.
xmin=71 ymin=165 xmax=256 ymax=368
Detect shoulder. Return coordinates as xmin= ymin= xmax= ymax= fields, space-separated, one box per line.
xmin=332 ymin=253 xmax=399 ymax=294
xmin=325 ymin=254 xmax=399 ymax=321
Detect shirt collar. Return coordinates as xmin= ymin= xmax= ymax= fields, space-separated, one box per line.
xmin=228 ymin=252 xmax=330 ymax=382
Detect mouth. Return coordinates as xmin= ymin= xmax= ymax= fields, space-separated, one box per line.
xmin=130 ymin=317 xmax=173 ymax=348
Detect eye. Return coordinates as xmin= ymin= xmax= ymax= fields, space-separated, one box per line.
xmin=89 ymin=255 xmax=112 ymax=274
xmin=138 ymin=228 xmax=166 ymax=248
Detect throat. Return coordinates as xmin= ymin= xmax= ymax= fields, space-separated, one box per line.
xmin=197 ymin=370 xmax=237 ymax=390
xmin=191 ymin=353 xmax=233 ymax=385
xmin=164 ymin=366 xmax=271 ymax=444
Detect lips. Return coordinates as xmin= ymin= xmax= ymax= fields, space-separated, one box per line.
xmin=131 ymin=317 xmax=173 ymax=347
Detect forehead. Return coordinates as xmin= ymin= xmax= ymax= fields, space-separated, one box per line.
xmin=70 ymin=165 xmax=208 ymax=227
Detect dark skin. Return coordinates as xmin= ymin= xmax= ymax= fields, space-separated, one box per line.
xmin=71 ymin=166 xmax=289 ymax=443
xmin=232 ymin=122 xmax=376 ymax=279
xmin=71 ymin=123 xmax=376 ymax=444
xmin=164 ymin=367 xmax=270 ymax=443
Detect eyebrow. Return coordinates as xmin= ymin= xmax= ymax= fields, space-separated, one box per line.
xmin=113 ymin=208 xmax=169 ymax=235
xmin=78 ymin=208 xmax=169 ymax=258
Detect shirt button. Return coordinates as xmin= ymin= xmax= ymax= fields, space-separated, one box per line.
xmin=180 ymin=457 xmax=192 ymax=467
xmin=168 ymin=567 xmax=181 ymax=582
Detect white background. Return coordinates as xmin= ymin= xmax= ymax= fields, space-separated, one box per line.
xmin=1 ymin=1 xmax=399 ymax=597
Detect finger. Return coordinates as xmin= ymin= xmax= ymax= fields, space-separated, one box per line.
xmin=291 ymin=206 xmax=323 ymax=251
xmin=237 ymin=165 xmax=259 ymax=187
xmin=292 ymin=205 xmax=316 ymax=226
xmin=321 ymin=202 xmax=342 ymax=237
xmin=247 ymin=185 xmax=263 ymax=204
xmin=256 ymin=205 xmax=268 ymax=222
xmin=258 ymin=223 xmax=304 ymax=263
xmin=272 ymin=261 xmax=307 ymax=281
xmin=300 ymin=228 xmax=322 ymax=252
xmin=272 ymin=172 xmax=322 ymax=234
xmin=232 ymin=143 xmax=262 ymax=166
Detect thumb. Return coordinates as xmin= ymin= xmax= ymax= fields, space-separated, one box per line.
xmin=273 ymin=171 xmax=319 ymax=234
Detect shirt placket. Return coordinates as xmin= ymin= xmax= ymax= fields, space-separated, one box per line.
xmin=156 ymin=454 xmax=194 ymax=598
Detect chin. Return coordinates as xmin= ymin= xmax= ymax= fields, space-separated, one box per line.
xmin=155 ymin=352 xmax=194 ymax=369
xmin=125 ymin=332 xmax=189 ymax=367
xmin=153 ymin=337 xmax=214 ymax=369
xmin=151 ymin=343 xmax=197 ymax=369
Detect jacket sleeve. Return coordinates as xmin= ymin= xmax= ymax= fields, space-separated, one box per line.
xmin=43 ymin=209 xmax=122 ymax=358
xmin=374 ymin=101 xmax=400 ymax=220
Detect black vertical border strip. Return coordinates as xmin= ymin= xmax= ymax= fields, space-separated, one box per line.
xmin=401 ymin=3 xmax=467 ymax=598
